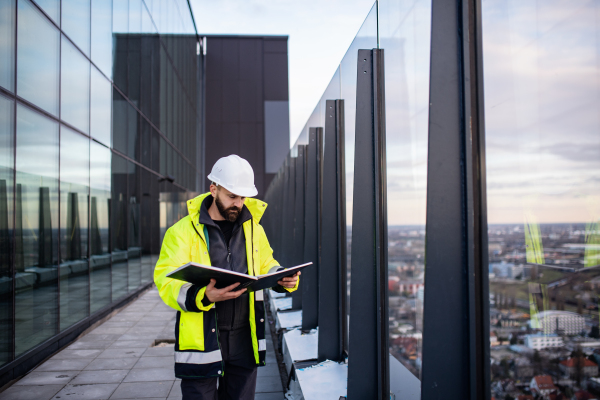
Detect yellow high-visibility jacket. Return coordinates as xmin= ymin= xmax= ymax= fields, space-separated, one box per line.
xmin=154 ymin=192 xmax=298 ymax=379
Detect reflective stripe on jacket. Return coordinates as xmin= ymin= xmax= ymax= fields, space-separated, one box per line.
xmin=154 ymin=192 xmax=299 ymax=379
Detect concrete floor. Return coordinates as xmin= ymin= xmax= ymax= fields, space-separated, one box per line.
xmin=0 ymin=288 xmax=285 ymax=400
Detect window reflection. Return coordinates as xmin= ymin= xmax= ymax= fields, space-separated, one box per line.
xmin=17 ymin=0 xmax=59 ymax=116
xmin=15 ymin=104 xmax=59 ymax=356
xmin=90 ymin=66 xmax=112 ymax=147
xmin=61 ymin=37 xmax=90 ymax=134
xmin=0 ymin=0 xmax=15 ymax=92
xmin=111 ymin=154 xmax=128 ymax=301
xmin=0 ymin=95 xmax=14 ymax=366
xmin=91 ymin=0 xmax=112 ymax=78
xmin=127 ymin=161 xmax=141 ymax=292
xmin=483 ymin=1 xmax=600 ymax=397
xmin=379 ymin=0 xmax=431 ymax=382
xmin=61 ymin=0 xmax=91 ymax=56
xmin=90 ymin=142 xmax=111 ymax=312
xmin=33 ymin=0 xmax=59 ymax=24
xmin=59 ymin=127 xmax=90 ymax=330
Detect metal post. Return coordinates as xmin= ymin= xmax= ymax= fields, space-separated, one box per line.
xmin=302 ymin=128 xmax=322 ymax=329
xmin=347 ymin=49 xmax=388 ymax=400
xmin=318 ymin=100 xmax=346 ymax=361
xmin=291 ymin=150 xmax=303 ymax=309
xmin=421 ymin=0 xmax=489 ymax=398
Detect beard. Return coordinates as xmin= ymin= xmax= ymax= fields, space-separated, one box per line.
xmin=215 ymin=194 xmax=242 ymax=222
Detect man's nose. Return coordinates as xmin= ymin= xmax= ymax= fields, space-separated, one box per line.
xmin=234 ymin=198 xmax=244 ymax=208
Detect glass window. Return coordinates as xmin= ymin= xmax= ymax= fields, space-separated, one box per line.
xmin=127 ymin=101 xmax=139 ymax=161
xmin=91 ymin=0 xmax=112 ymax=78
xmin=17 ymin=0 xmax=60 ymax=116
xmin=338 ymin=1 xmax=378 ymax=361
xmin=0 ymin=94 xmax=14 ymax=366
xmin=483 ymin=1 xmax=600 ymax=396
xmin=90 ymin=66 xmax=111 ymax=147
xmin=127 ymin=161 xmax=141 ymax=292
xmin=112 ymin=0 xmax=127 ymax=33
xmin=61 ymin=0 xmax=91 ymax=56
xmin=140 ymin=168 xmax=153 ymax=285
xmin=32 ymin=0 xmax=59 ymax=24
xmin=0 ymin=0 xmax=15 ymax=92
xmin=61 ymin=36 xmax=90 ymax=134
xmin=112 ymin=89 xmax=127 ymax=155
xmin=59 ymin=126 xmax=90 ymax=331
xmin=128 ymin=0 xmax=141 ymax=33
xmin=379 ymin=0 xmax=431 ymax=388
xmin=111 ymin=154 xmax=128 ymax=300
xmin=15 ymin=104 xmax=59 ymax=357
xmin=90 ymin=141 xmax=111 ymax=312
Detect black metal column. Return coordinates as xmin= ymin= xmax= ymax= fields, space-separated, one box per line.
xmin=291 ymin=150 xmax=304 ymax=309
xmin=318 ymin=100 xmax=346 ymax=362
xmin=302 ymin=128 xmax=322 ymax=330
xmin=421 ymin=0 xmax=489 ymax=398
xmin=347 ymin=49 xmax=388 ymax=400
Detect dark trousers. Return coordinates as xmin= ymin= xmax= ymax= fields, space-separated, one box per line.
xmin=181 ymin=326 xmax=258 ymax=400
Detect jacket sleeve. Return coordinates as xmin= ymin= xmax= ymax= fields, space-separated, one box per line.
xmin=257 ymin=223 xmax=299 ymax=293
xmin=154 ymin=224 xmax=214 ymax=312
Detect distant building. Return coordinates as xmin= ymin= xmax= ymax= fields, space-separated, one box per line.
xmin=513 ymin=357 xmax=534 ymax=380
xmin=490 ymin=261 xmax=523 ymax=279
xmin=572 ymin=390 xmax=597 ymax=400
xmin=397 ymin=280 xmax=424 ymax=295
xmin=530 ymin=311 xmax=586 ymax=335
xmin=525 ymin=333 xmax=564 ymax=350
xmin=559 ymin=357 xmax=598 ymax=378
xmin=491 ymin=332 xmax=501 ymax=347
xmin=530 ymin=375 xmax=558 ymax=397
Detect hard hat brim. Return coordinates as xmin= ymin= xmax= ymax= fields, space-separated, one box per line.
xmin=207 ymin=174 xmax=258 ymax=197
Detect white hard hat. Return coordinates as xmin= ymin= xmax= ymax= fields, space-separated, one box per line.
xmin=207 ymin=155 xmax=258 ymax=197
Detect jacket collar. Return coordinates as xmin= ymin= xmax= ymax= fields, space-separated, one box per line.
xmin=187 ymin=192 xmax=268 ymax=226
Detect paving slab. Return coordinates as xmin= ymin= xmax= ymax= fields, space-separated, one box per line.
xmin=51 ymin=383 xmax=119 ymax=400
xmin=109 ymin=381 xmax=173 ymax=399
xmin=133 ymin=357 xmax=173 ymax=369
xmin=69 ymin=369 xmax=129 ymax=385
xmin=36 ymin=358 xmax=92 ymax=372
xmin=14 ymin=371 xmax=78 ymax=386
xmin=0 ymin=384 xmax=64 ymax=400
xmin=122 ymin=367 xmax=175 ymax=383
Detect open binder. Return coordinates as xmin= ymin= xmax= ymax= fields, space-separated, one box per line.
xmin=166 ymin=262 xmax=312 ymax=292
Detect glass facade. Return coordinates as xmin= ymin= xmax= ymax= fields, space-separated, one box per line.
xmin=483 ymin=1 xmax=600 ymax=397
xmin=265 ymin=0 xmax=600 ymax=398
xmin=0 ymin=0 xmax=202 ymax=371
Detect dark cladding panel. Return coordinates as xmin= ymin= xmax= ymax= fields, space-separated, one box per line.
xmin=264 ymin=38 xmax=287 ymax=53
xmin=221 ymin=78 xmax=240 ymax=123
xmin=239 ymin=39 xmax=262 ymax=80
xmin=206 ymin=38 xmax=223 ymax=79
xmin=263 ymin=52 xmax=289 ymax=101
xmin=221 ymin=40 xmax=240 ymax=80
xmin=239 ymin=79 xmax=259 ymax=123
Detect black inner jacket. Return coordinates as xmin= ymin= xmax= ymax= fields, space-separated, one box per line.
xmin=199 ymin=195 xmax=252 ymax=331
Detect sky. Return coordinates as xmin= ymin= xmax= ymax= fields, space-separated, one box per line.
xmin=189 ymin=0 xmax=375 ymax=146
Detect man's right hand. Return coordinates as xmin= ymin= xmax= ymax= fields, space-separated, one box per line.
xmin=205 ymin=279 xmax=247 ymax=303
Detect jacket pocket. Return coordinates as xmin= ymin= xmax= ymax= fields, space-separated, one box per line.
xmin=179 ymin=312 xmax=204 ymax=351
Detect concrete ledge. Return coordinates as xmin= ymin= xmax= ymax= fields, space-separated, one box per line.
xmin=282 ymin=329 xmax=318 ymax=375
xmin=288 ymin=360 xmax=347 ymax=400
xmin=275 ymin=310 xmax=302 ymax=331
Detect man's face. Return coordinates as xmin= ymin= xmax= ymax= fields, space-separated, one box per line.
xmin=211 ymin=185 xmax=245 ymax=222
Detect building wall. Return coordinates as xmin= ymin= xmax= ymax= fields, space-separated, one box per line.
xmin=0 ymin=0 xmax=200 ymax=383
xmin=204 ymin=36 xmax=290 ymax=198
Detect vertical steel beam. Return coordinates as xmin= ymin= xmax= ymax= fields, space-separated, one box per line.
xmin=302 ymin=129 xmax=322 ymax=329
xmin=318 ymin=100 xmax=346 ymax=361
xmin=421 ymin=0 xmax=489 ymax=398
xmin=291 ymin=151 xmax=303 ymax=309
xmin=347 ymin=49 xmax=388 ymax=400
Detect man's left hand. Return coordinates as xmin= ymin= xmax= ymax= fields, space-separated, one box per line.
xmin=278 ymin=271 xmax=301 ymax=289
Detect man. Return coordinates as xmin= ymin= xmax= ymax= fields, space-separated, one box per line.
xmin=154 ymin=155 xmax=300 ymax=399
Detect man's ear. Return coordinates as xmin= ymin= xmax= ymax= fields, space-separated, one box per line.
xmin=210 ymin=184 xmax=218 ymax=197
